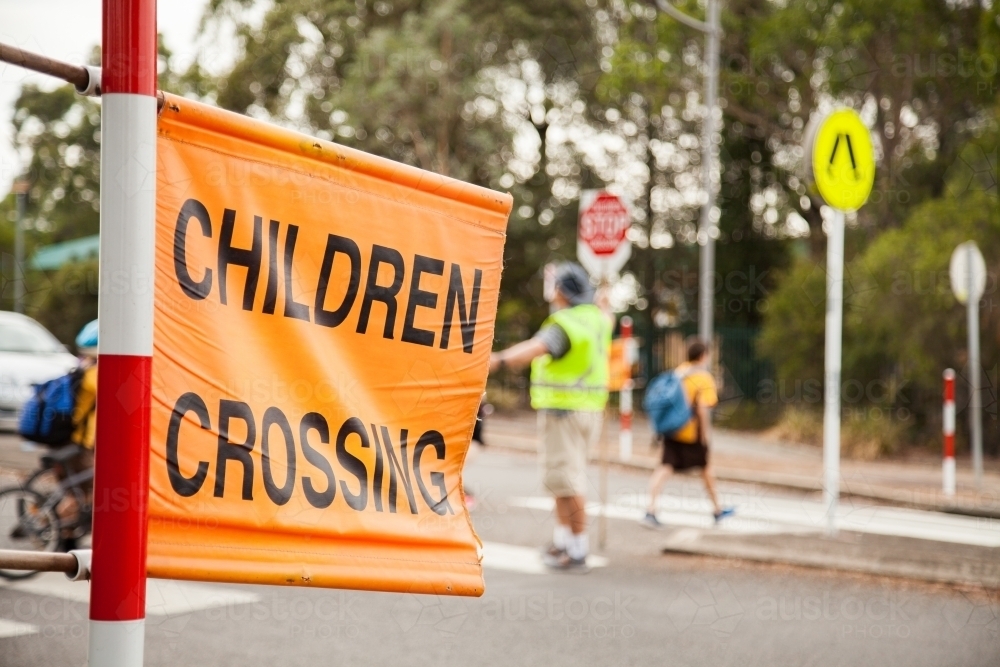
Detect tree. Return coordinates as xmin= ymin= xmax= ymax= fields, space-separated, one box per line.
xmin=0 ymin=40 xmax=186 ymax=333
xmin=606 ymin=0 xmax=995 ymax=257
xmin=595 ymin=1 xmax=796 ymax=336
xmin=760 ymin=118 xmax=1000 ymax=452
xmin=190 ymin=0 xmax=607 ymax=341
xmin=0 ymin=83 xmax=101 ymax=321
xmin=8 ymin=83 xmax=102 ymax=244
xmin=29 ymin=259 xmax=100 ymax=345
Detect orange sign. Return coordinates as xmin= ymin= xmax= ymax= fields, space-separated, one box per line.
xmin=607 ymin=339 xmax=629 ymax=392
xmin=147 ymin=93 xmax=511 ymax=596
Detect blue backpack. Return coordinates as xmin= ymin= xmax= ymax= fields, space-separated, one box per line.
xmin=18 ymin=368 xmax=83 ymax=445
xmin=643 ymin=369 xmax=692 ymax=436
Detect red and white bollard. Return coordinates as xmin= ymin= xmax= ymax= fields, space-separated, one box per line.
xmin=943 ymin=369 xmax=956 ymax=497
xmin=89 ymin=1 xmax=156 ymax=665
xmin=619 ymin=317 xmax=633 ymax=461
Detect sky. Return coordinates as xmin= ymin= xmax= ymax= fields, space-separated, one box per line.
xmin=0 ymin=0 xmax=212 ymax=196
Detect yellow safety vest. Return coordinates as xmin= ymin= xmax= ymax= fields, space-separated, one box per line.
xmin=530 ymin=304 xmax=611 ymax=411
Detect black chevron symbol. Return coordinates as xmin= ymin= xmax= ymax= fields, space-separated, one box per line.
xmin=827 ymin=132 xmax=861 ymax=180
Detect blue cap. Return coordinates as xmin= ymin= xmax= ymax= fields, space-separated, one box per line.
xmin=76 ymin=319 xmax=98 ymax=351
xmin=554 ymin=263 xmax=595 ymax=305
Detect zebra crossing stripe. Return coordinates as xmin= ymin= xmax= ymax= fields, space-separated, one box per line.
xmin=481 ymin=542 xmax=608 ymax=575
xmin=0 ymin=618 xmax=38 ymax=639
xmin=0 ymin=574 xmax=260 ymax=617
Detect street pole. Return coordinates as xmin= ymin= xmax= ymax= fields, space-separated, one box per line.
xmin=966 ymin=244 xmax=983 ymax=489
xmin=806 ymin=109 xmax=874 ymax=536
xmin=655 ymin=0 xmax=722 ymax=345
xmin=943 ymin=369 xmax=956 ymax=497
xmin=822 ymin=209 xmax=845 ymax=535
xmin=697 ymin=0 xmax=720 ymax=344
xmin=599 ymin=430 xmax=608 ymax=550
xmin=619 ymin=316 xmax=634 ymax=461
xmin=89 ymin=1 xmax=156 ymax=665
xmin=13 ymin=179 xmax=28 ymax=313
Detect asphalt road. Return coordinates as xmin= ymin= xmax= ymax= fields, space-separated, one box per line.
xmin=1 ymin=443 xmax=998 ymax=666
xmin=0 ymin=432 xmax=41 ymax=480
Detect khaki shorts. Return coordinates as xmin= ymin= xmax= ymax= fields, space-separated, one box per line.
xmin=538 ymin=409 xmax=603 ymax=498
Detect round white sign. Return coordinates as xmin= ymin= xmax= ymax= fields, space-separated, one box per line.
xmin=949 ymin=241 xmax=987 ymax=305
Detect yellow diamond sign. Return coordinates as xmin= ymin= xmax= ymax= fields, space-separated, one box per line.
xmin=806 ymin=108 xmax=875 ymax=211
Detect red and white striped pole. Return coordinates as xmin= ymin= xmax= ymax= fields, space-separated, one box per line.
xmin=619 ymin=316 xmax=633 ymax=461
xmin=943 ymin=369 xmax=956 ymax=497
xmin=90 ymin=1 xmax=156 ymax=665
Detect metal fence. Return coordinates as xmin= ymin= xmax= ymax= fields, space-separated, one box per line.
xmin=640 ymin=323 xmax=774 ymax=405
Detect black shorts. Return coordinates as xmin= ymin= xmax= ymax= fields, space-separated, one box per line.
xmin=660 ymin=436 xmax=708 ymax=471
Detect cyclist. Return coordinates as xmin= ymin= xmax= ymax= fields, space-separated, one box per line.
xmin=71 ymin=320 xmax=98 ymax=452
xmin=53 ymin=320 xmax=98 ymax=550
xmin=10 ymin=320 xmax=98 ymax=551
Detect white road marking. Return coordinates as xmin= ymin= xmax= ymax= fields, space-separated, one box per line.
xmin=670 ymin=528 xmax=701 ymax=544
xmin=0 ymin=618 xmax=38 ymax=639
xmin=0 ymin=573 xmax=90 ymax=605
xmin=509 ymin=494 xmax=1000 ymax=548
xmin=0 ymin=573 xmax=260 ymax=616
xmin=145 ymin=578 xmax=260 ymax=617
xmin=508 ymin=496 xmax=807 ymax=536
xmin=481 ymin=542 xmax=607 ymax=575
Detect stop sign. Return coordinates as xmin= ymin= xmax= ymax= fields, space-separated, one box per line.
xmin=580 ymin=191 xmax=629 ymax=254
xmin=577 ymin=190 xmax=631 ymax=279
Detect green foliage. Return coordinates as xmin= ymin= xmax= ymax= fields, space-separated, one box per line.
xmin=768 ymin=405 xmax=909 ymax=460
xmin=0 ymin=40 xmax=190 ymax=320
xmin=757 ymin=259 xmax=826 ymax=386
xmin=193 ymin=0 xmax=606 ymax=338
xmin=29 ymin=260 xmax=100 ymax=345
xmin=0 ymin=83 xmax=101 ymax=314
xmin=10 ymin=85 xmax=102 ymax=243
xmin=760 ymin=122 xmax=1000 ymax=454
xmin=605 ymin=0 xmax=993 ymax=255
xmin=602 ymin=1 xmax=999 ymax=454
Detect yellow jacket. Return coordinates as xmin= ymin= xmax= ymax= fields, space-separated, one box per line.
xmin=71 ymin=363 xmax=97 ymax=449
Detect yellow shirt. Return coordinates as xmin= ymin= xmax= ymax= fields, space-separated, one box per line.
xmin=670 ymin=362 xmax=718 ymax=444
xmin=71 ymin=363 xmax=97 ymax=449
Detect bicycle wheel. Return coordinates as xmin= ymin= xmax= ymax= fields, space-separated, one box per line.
xmin=24 ymin=466 xmax=61 ymax=498
xmin=0 ymin=487 xmax=61 ymax=580
xmin=24 ymin=467 xmax=88 ymax=540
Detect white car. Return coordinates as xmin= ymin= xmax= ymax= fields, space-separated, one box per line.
xmin=0 ymin=311 xmax=79 ymax=431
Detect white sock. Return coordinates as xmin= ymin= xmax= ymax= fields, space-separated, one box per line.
xmin=553 ymin=524 xmax=570 ymax=550
xmin=566 ymin=532 xmax=588 ymax=560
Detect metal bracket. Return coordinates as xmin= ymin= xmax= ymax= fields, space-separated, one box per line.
xmin=76 ymin=66 xmax=102 ymax=97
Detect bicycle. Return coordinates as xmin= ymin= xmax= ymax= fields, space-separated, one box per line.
xmin=0 ymin=444 xmax=94 ymax=580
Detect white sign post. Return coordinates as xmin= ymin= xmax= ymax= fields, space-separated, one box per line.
xmin=949 ymin=241 xmax=987 ymax=489
xmin=577 ymin=190 xmax=632 ymax=281
xmin=579 ymin=189 xmax=631 ymax=551
xmin=804 ymin=108 xmax=876 ymax=535
xmin=822 ymin=208 xmax=845 ymax=534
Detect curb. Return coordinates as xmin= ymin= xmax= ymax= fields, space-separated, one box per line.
xmin=486 ymin=437 xmax=1000 ymax=520
xmin=658 ymin=528 xmax=1000 ymax=588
